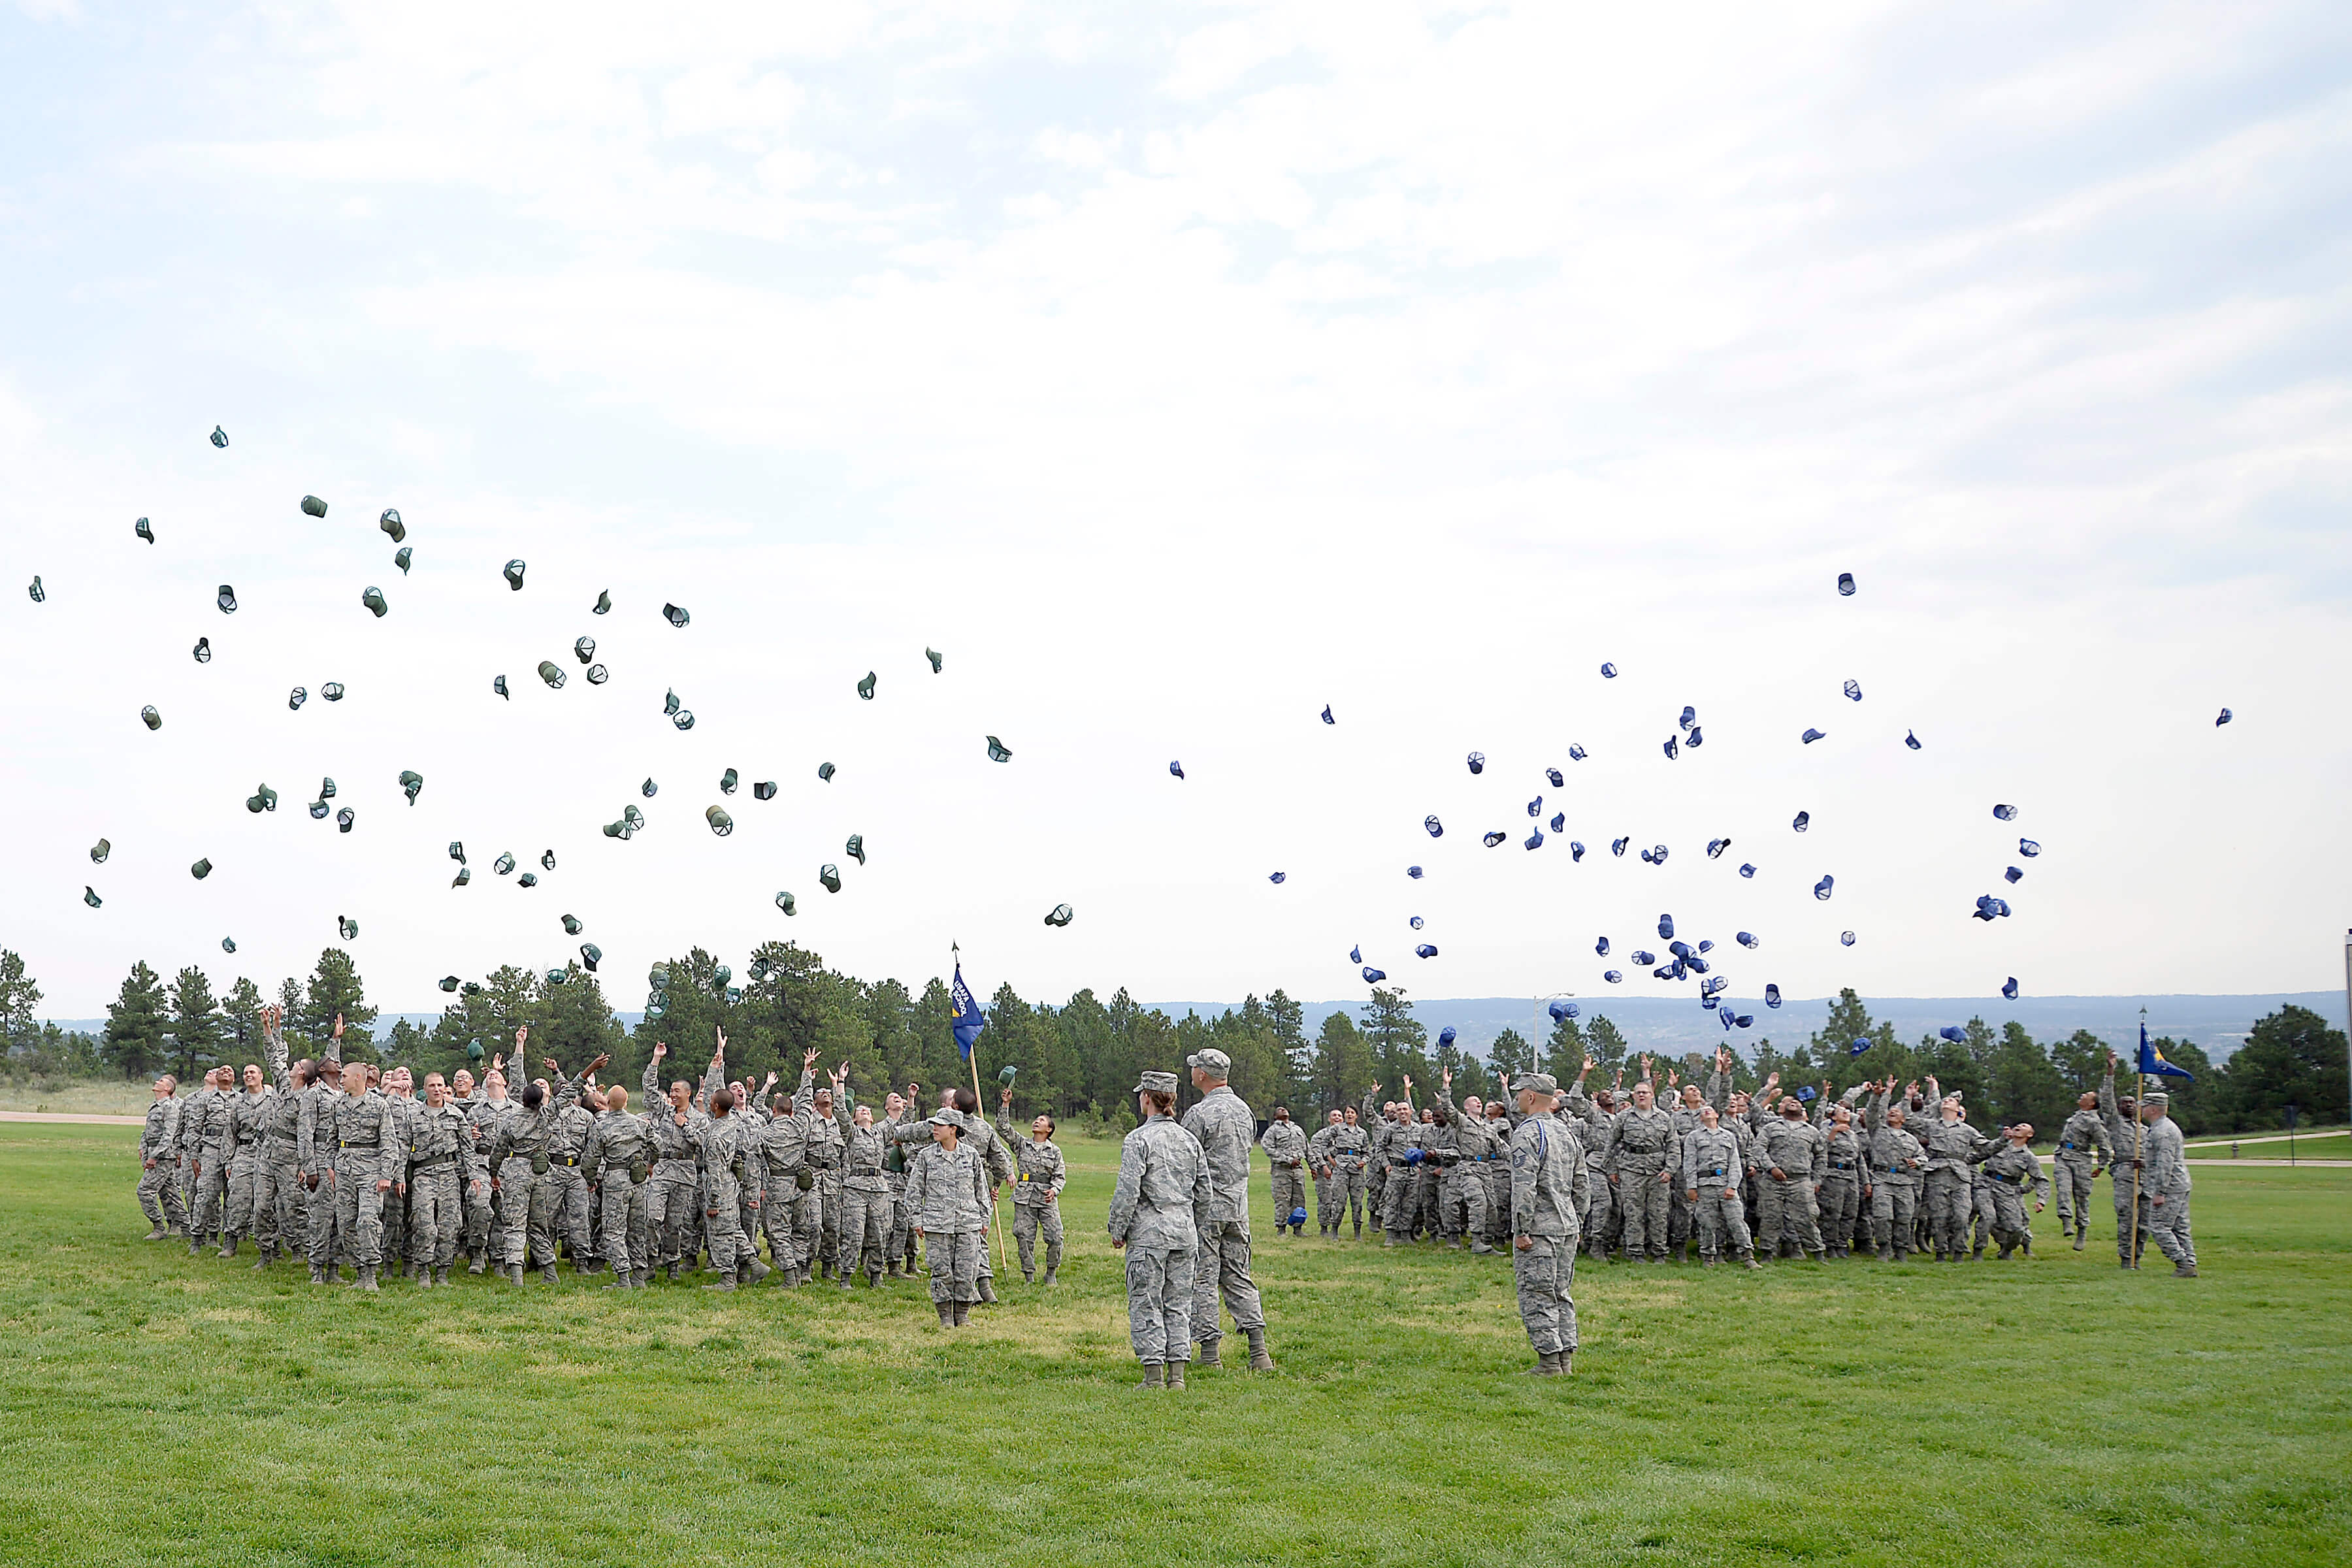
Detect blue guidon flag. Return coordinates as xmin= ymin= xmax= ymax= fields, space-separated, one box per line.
xmin=2137 ymin=1022 xmax=2193 ymax=1081
xmin=951 ymin=963 xmax=987 ymax=1061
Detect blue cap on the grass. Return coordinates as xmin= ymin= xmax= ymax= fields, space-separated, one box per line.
xmin=2002 ymin=977 xmax=2019 ymax=1000
xmin=1814 ymin=875 xmax=1834 ymax=901
xmin=1802 ymin=728 xmax=1825 ymax=745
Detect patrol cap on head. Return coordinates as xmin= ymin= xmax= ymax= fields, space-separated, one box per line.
xmin=1134 ymin=1070 xmax=1179 ymax=1096
xmin=1516 ymin=1073 xmax=1559 ymax=1098
xmin=1187 ymin=1048 xmax=1232 ymax=1077
xmin=2142 ymin=1092 xmax=2168 ymax=1109
xmin=926 ymin=1109 xmax=961 ymax=1126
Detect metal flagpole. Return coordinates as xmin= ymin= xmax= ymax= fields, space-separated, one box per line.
xmin=955 ymin=941 xmax=1010 ymax=1275
xmin=2128 ymin=1006 xmax=2146 ymax=1270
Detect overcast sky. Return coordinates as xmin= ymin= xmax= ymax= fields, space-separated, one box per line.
xmin=5 ymin=1 xmax=2349 ymax=1021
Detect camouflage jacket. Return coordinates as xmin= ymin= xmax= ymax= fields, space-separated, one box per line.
xmin=1969 ymin=1139 xmax=2050 ymax=1201
xmin=992 ymin=1115 xmax=1066 ymax=1206
xmin=903 ymin=1139 xmax=989 ymax=1233
xmin=1182 ymin=1085 xmax=1258 ymax=1224
xmin=140 ymin=1097 xmax=182 ymax=1162
xmin=1509 ymin=1112 xmax=1582 ymax=1238
xmin=329 ymin=1088 xmax=399 ymax=1184
xmin=1106 ymin=1113 xmax=1214 ymax=1250
xmin=582 ymin=1109 xmax=654 ymax=1185
xmin=1755 ymin=1115 xmax=1828 ymax=1183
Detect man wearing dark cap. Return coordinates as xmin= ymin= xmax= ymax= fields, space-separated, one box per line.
xmin=2097 ymin=1053 xmax=2152 ymax=1268
xmin=1507 ymin=1073 xmax=1578 ymax=1376
xmin=2137 ymin=1090 xmax=2196 ymax=1277
xmin=1183 ymin=1048 xmax=1275 ymax=1371
xmin=1108 ymin=1071 xmax=1215 ymax=1389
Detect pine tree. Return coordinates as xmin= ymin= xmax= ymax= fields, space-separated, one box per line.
xmin=102 ymin=960 xmax=169 ymax=1081
xmin=304 ymin=948 xmax=378 ymax=1054
xmin=167 ymin=966 xmax=227 ymax=1078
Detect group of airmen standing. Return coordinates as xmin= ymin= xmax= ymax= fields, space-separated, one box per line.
xmin=133 ymin=1009 xmax=1074 ymax=1321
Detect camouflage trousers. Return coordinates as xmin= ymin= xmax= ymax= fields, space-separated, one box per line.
xmin=1616 ymin=1165 xmax=1672 ymax=1258
xmin=2146 ymin=1190 xmax=2194 ymax=1267
xmin=1268 ymin=1164 xmax=1305 ymax=1230
xmin=1438 ymin=1167 xmax=1487 ymax=1241
xmin=1667 ymin=1183 xmax=1694 ymax=1249
xmin=1311 ymin=1167 xmax=1339 ymax=1228
xmin=645 ymin=1171 xmax=699 ymax=1266
xmin=1335 ymin=1164 xmax=1369 ymax=1228
xmin=1415 ymin=1168 xmax=1441 ymax=1235
xmin=1921 ymin=1168 xmax=1972 ymax=1256
xmin=255 ymin=1149 xmax=305 ymax=1256
xmin=1193 ymin=1218 xmax=1265 ymax=1343
xmin=1512 ymin=1236 xmax=1578 ymax=1356
xmin=886 ymin=1173 xmax=916 ymax=1266
xmin=1122 ymin=1238 xmax=1195 ymax=1364
xmin=380 ymin=1173 xmax=408 ymax=1266
xmin=1368 ymin=1164 xmax=1387 ymax=1230
xmin=546 ymin=1166 xmax=591 ymax=1262
xmin=2112 ymin=1182 xmax=2153 ymax=1263
xmin=410 ymin=1163 xmax=465 ymax=1267
xmin=137 ymin=1156 xmax=187 ymax=1232
xmin=1011 ymin=1198 xmax=1062 ymax=1277
xmin=2053 ymin=1156 xmax=2097 ymax=1231
xmin=1757 ymin=1175 xmax=1823 ymax=1254
xmin=462 ymin=1167 xmax=497 ymax=1258
xmin=1486 ymin=1165 xmax=1514 ymax=1245
xmin=1984 ymin=1179 xmax=2037 ymax=1249
xmin=305 ymin=1170 xmax=340 ymax=1268
xmin=700 ymin=1174 xmax=747 ymax=1275
xmin=921 ymin=1226 xmax=983 ymax=1305
xmin=224 ymin=1146 xmax=266 ymax=1245
xmin=760 ymin=1177 xmax=808 ymax=1272
xmin=186 ymin=1154 xmax=228 ymax=1244
xmin=1693 ymin=1186 xmax=1754 ymax=1260
xmin=1583 ymin=1168 xmax=1616 ymax=1259
xmin=1970 ymin=1177 xmax=1999 ymax=1250
xmin=1817 ymin=1174 xmax=1862 ymax=1251
xmin=497 ymin=1158 xmax=559 ymax=1269
xmin=811 ymin=1168 xmax=843 ymax=1269
xmin=1869 ymin=1179 xmax=1919 ymax=1254
xmin=595 ymin=1171 xmax=651 ymax=1275
xmin=1380 ymin=1167 xmax=1418 ymax=1238
xmin=331 ymin=1156 xmax=386 ymax=1268
xmin=840 ymin=1184 xmax=892 ymax=1279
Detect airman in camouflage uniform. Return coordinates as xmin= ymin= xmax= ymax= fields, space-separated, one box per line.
xmin=802 ymin=1062 xmax=848 ymax=1279
xmin=1913 ymin=1077 xmax=1990 ymax=1260
xmin=1560 ymin=1066 xmax=1618 ymax=1260
xmin=997 ymin=1088 xmax=1068 ymax=1283
xmin=1107 ymin=1070 xmax=1215 ymax=1389
xmin=1307 ymin=1110 xmax=1345 ymax=1235
xmin=640 ymin=1049 xmax=706 ymax=1281
xmin=2053 ymin=1092 xmax=2108 ymax=1249
xmin=755 ymin=1076 xmax=816 ymax=1284
xmin=1376 ymin=1092 xmax=1426 ymax=1246
xmin=1665 ymin=1074 xmax=1710 ymax=1263
xmin=1325 ymin=1106 xmax=1373 ymax=1237
xmin=904 ymin=1111 xmax=988 ymax=1326
xmin=380 ymin=1067 xmax=420 ymax=1277
xmin=1435 ymin=1071 xmax=1503 ymax=1253
xmin=1814 ymin=1087 xmax=1867 ymax=1258
xmin=296 ymin=1036 xmax=346 ymax=1281
xmin=486 ymin=1028 xmax=579 ymax=1283
xmin=1183 ymin=1049 xmax=1273 ymax=1371
xmin=1967 ymin=1123 xmax=2049 ymax=1258
xmin=2097 ymin=1056 xmax=2151 ymax=1267
xmin=253 ymin=1014 xmax=306 ymax=1267
xmin=218 ymin=1060 xmax=277 ymax=1260
xmin=1681 ymin=1102 xmax=1757 ymax=1267
xmin=542 ymin=1054 xmax=612 ymax=1275
xmin=179 ymin=1067 xmax=233 ymax=1254
xmin=1863 ymin=1082 xmax=1926 ymax=1262
xmin=1258 ymin=1109 xmax=1309 ymax=1237
xmin=406 ymin=1073 xmax=471 ymax=1285
xmin=328 ymin=1054 xmax=398 ymax=1292
xmin=691 ymin=1088 xmax=759 ymax=1290
xmin=1601 ymin=1081 xmax=1679 ymax=1262
xmin=2137 ymin=1091 xmax=2196 ymax=1277
xmin=838 ymin=1084 xmax=896 ymax=1286
xmin=582 ymin=1083 xmax=655 ymax=1286
xmin=137 ymin=1077 xmax=186 ymax=1238
xmin=1753 ymin=1097 xmax=1827 ymax=1262
xmin=885 ymin=1087 xmax=1013 ymax=1302
xmin=461 ymin=1064 xmax=512 ymax=1272
xmin=1507 ymin=1074 xmax=1580 ymax=1375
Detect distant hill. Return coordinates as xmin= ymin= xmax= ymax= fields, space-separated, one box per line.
xmin=42 ymin=990 xmax=2343 ymax=1064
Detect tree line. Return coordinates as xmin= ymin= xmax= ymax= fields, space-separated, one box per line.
xmin=7 ymin=945 xmax=2342 ymax=1139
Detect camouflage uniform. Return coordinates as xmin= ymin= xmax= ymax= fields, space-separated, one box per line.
xmin=1680 ymin=1121 xmax=1754 ymax=1263
xmin=487 ymin=1081 xmax=578 ymax=1275
xmin=136 ymin=1094 xmax=187 ymax=1235
xmin=692 ymin=1111 xmax=753 ymax=1279
xmin=1814 ymin=1096 xmax=1866 ymax=1256
xmin=1508 ymin=1105 xmax=1582 ymax=1366
xmin=407 ymin=1100 xmax=472 ymax=1277
xmin=802 ymin=1074 xmax=847 ymax=1277
xmin=1562 ymin=1084 xmax=1617 ymax=1260
xmin=837 ymin=1097 xmax=895 ymax=1284
xmin=1753 ymin=1113 xmax=1827 ymax=1259
xmin=1968 ymin=1139 xmax=2049 ymax=1256
xmin=755 ymin=1091 xmax=815 ymax=1280
xmin=904 ymin=1134 xmax=988 ymax=1308
xmin=996 ymin=1108 xmax=1068 ymax=1282
xmin=1863 ymin=1089 xmax=1927 ymax=1260
xmin=1914 ymin=1107 xmax=1990 ymax=1259
xmin=2097 ymin=1069 xmax=2152 ymax=1265
xmin=543 ymin=1070 xmax=597 ymax=1269
xmin=295 ymin=1064 xmax=344 ymax=1276
xmin=460 ymin=1088 xmax=509 ymax=1269
xmin=179 ymin=1083 xmax=231 ymax=1251
xmin=220 ymin=1079 xmax=278 ymax=1257
xmin=329 ymin=1083 xmax=397 ymax=1278
xmin=1258 ymin=1117 xmax=1309 ymax=1236
xmin=641 ymin=1088 xmax=705 ymax=1279
xmin=1412 ymin=1113 xmax=1445 ymax=1237
xmin=2140 ymin=1108 xmax=2195 ymax=1272
xmin=1601 ymin=1103 xmax=1679 ymax=1260
xmin=255 ymin=1028 xmax=304 ymax=1264
xmin=581 ymin=1100 xmax=655 ymax=1281
xmin=380 ymin=1089 xmax=419 ymax=1273
xmin=1665 ymin=1090 xmax=1709 ymax=1258
xmin=2053 ymin=1105 xmax=2108 ymax=1247
xmin=1378 ymin=1109 xmax=1426 ymax=1244
xmin=1437 ymin=1088 xmax=1504 ymax=1250
xmin=1106 ymin=1107 xmax=1214 ymax=1371
xmin=1183 ymin=1083 xmax=1268 ymax=1355
xmin=886 ymin=1106 xmax=1012 ymax=1295
xmin=883 ymin=1117 xmax=916 ymax=1271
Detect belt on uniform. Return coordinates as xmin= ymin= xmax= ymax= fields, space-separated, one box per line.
xmin=412 ymin=1153 xmax=459 ymax=1169
xmin=551 ymin=1155 xmax=581 ymax=1167
xmin=235 ymin=1135 xmax=257 ymax=1145
xmin=1993 ymin=1173 xmax=2025 ymax=1185
xmin=1829 ymin=1162 xmax=1855 ymax=1171
xmin=1701 ymin=1168 xmax=1727 ymax=1179
xmin=338 ymin=1140 xmax=380 ymax=1149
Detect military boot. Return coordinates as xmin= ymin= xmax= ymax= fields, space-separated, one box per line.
xmin=2172 ymin=1262 xmax=2198 ymax=1277
xmin=1042 ymin=1268 xmax=1057 ymax=1286
xmin=1742 ymin=1252 xmax=1761 ymax=1270
xmin=1136 ymin=1362 xmax=1164 ymax=1389
xmin=251 ymin=1249 xmax=271 ymax=1271
xmin=356 ymin=1266 xmax=379 ymax=1293
xmin=704 ymin=1275 xmax=737 ymax=1291
xmin=468 ymin=1251 xmax=487 ymax=1275
xmin=144 ymin=1224 xmax=167 ymax=1241
xmin=308 ymin=1264 xmax=327 ymax=1284
xmin=540 ymin=1264 xmax=559 ymax=1284
xmin=886 ymin=1259 xmax=902 ymax=1278
xmin=435 ymin=1266 xmax=451 ymax=1286
xmin=667 ymin=1261 xmax=683 ymax=1282
xmin=1246 ymin=1329 xmax=1274 ymax=1371
xmin=936 ymin=1303 xmax=956 ymax=1327
xmin=1970 ymin=1243 xmax=1984 ymax=1262
xmin=416 ymin=1267 xmax=434 ymax=1289
xmin=1194 ymin=1338 xmax=1222 ymax=1369
xmin=1022 ymin=1270 xmax=1036 ymax=1284
xmin=2073 ymin=1229 xmax=2087 ymax=1251
xmin=1525 ymin=1350 xmax=1562 ymax=1376
xmin=1166 ymin=1360 xmax=1186 ymax=1390
xmin=838 ymin=1273 xmax=854 ymax=1290
xmin=216 ymin=1236 xmax=237 ymax=1259
xmin=1471 ymin=1239 xmax=1494 ymax=1255
xmin=1352 ymin=1222 xmax=1362 ymax=1239
xmin=953 ymin=1301 xmax=971 ymax=1326
xmin=745 ymin=1256 xmax=772 ymax=1286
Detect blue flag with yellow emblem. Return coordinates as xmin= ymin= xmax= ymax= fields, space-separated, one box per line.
xmin=2137 ymin=1022 xmax=2193 ymax=1082
xmin=951 ymin=963 xmax=987 ymax=1061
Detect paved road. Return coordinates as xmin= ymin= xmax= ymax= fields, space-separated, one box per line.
xmin=0 ymin=1111 xmax=142 ymax=1126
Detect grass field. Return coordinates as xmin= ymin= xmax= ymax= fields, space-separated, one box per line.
xmin=0 ymin=1079 xmax=152 ymax=1117
xmin=0 ymin=1121 xmax=2344 ymax=1567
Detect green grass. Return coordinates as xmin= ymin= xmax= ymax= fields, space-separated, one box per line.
xmin=2183 ymin=1129 xmax=2350 ymax=1159
xmin=0 ymin=1079 xmax=150 ymax=1117
xmin=0 ymin=1123 xmax=2344 ymax=1567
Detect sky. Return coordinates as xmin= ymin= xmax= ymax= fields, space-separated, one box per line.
xmin=4 ymin=0 xmax=2350 ymax=1022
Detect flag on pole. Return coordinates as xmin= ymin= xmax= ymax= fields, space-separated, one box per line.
xmin=951 ymin=963 xmax=987 ymax=1061
xmin=2138 ymin=1022 xmax=2194 ymax=1081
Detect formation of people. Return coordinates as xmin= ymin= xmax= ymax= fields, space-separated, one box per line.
xmin=131 ymin=1009 xmax=1079 ymax=1326
xmin=131 ymin=1016 xmax=2194 ymax=1382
